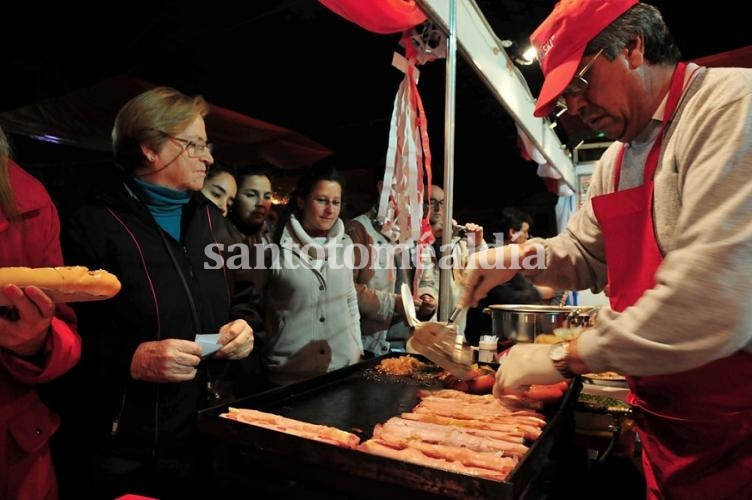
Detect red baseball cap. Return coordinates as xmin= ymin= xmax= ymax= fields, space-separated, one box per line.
xmin=530 ymin=0 xmax=638 ymax=117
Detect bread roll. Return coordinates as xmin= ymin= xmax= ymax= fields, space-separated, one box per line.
xmin=534 ymin=334 xmax=563 ymax=344
xmin=0 ymin=266 xmax=121 ymax=305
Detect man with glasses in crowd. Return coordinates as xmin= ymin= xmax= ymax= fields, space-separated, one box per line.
xmin=461 ymin=1 xmax=752 ymax=498
xmin=347 ymin=176 xmax=437 ymax=356
xmin=425 ymin=185 xmax=486 ymax=330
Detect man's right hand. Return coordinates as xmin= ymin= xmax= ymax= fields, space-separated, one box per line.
xmin=461 ymin=245 xmax=541 ymax=307
xmin=130 ymin=339 xmax=202 ymax=383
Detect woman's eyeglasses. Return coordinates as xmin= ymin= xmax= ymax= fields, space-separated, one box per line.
xmin=168 ymin=136 xmax=214 ymax=158
xmin=555 ymin=48 xmax=604 ymax=111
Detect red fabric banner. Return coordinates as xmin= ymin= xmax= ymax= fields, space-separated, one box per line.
xmin=319 ymin=0 xmax=426 ymax=34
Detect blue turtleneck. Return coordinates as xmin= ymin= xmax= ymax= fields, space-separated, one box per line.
xmin=133 ymin=178 xmax=192 ymax=241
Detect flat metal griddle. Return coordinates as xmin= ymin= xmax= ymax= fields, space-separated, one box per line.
xmin=198 ymin=353 xmax=580 ymax=499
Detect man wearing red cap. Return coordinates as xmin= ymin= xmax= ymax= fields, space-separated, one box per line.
xmin=462 ymin=1 xmax=752 ymax=498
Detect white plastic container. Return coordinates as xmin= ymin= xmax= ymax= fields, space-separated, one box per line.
xmin=478 ymin=337 xmax=498 ymax=363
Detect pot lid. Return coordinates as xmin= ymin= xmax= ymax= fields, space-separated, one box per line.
xmin=485 ymin=304 xmax=590 ymax=313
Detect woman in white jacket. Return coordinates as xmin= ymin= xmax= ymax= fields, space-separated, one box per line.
xmin=259 ymin=165 xmax=362 ymax=386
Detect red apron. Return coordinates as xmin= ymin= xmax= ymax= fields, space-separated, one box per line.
xmin=591 ymin=63 xmax=752 ymax=500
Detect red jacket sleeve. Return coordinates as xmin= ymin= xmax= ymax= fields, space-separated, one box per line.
xmin=0 ymin=165 xmax=82 ymax=383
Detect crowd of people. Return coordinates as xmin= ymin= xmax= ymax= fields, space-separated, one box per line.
xmin=2 ymin=1 xmax=750 ymax=498
xmin=0 ymin=87 xmax=527 ymax=496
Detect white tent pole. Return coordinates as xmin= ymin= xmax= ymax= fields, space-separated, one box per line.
xmin=438 ymin=0 xmax=457 ymax=321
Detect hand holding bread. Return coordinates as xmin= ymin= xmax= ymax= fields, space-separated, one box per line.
xmin=0 ymin=284 xmax=57 ymax=356
xmin=0 ymin=266 xmax=121 ymax=305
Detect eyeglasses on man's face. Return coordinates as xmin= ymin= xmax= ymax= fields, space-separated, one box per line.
xmin=168 ymin=136 xmax=214 ymax=158
xmin=555 ymin=48 xmax=605 ymax=111
xmin=424 ymin=198 xmax=445 ymax=207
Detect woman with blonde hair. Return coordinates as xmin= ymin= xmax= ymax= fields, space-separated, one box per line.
xmin=56 ymin=87 xmax=258 ymax=499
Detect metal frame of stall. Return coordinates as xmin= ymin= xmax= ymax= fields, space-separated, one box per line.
xmin=416 ymin=0 xmax=575 ymax=320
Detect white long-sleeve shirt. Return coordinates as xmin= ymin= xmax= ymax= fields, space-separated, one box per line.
xmin=526 ymin=66 xmax=752 ymax=376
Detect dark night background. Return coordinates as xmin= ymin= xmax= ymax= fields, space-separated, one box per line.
xmin=2 ymin=0 xmax=750 ymax=236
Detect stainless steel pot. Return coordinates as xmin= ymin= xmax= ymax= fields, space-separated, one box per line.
xmin=483 ymin=304 xmax=596 ymax=343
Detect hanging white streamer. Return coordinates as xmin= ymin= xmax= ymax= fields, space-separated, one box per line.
xmin=378 ymin=65 xmax=424 ymax=246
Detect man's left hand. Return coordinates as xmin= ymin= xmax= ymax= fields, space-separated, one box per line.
xmin=463 ymin=222 xmax=484 ymax=247
xmin=493 ymin=343 xmax=565 ymax=397
xmin=215 ymin=319 xmax=254 ymax=360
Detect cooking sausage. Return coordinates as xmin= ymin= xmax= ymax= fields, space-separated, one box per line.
xmin=522 ymin=384 xmax=565 ymax=402
xmin=443 ymin=375 xmax=470 ymax=393
xmin=466 ymin=374 xmax=495 ymax=394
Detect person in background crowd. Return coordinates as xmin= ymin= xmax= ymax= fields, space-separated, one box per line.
xmin=221 ymin=166 xmax=276 ymax=396
xmin=462 ymin=1 xmax=752 ymax=498
xmin=0 ymin=127 xmax=81 ymax=500
xmin=55 ymin=87 xmax=256 ymax=499
xmin=229 ymin=166 xmax=274 ymax=247
xmin=494 ymin=207 xmax=558 ymax=304
xmin=465 ymin=207 xmax=559 ymax=345
xmin=346 ymin=177 xmax=437 ymax=356
xmin=426 ymin=184 xmax=486 ymax=328
xmin=200 ymin=162 xmax=237 ymax=216
xmin=224 ymin=166 xmax=276 ymax=300
xmin=258 ymin=164 xmax=362 ymax=386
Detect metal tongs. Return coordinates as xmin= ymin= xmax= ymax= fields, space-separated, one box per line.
xmin=566 ymin=306 xmax=600 ymax=327
xmin=402 ymin=283 xmax=475 ymax=379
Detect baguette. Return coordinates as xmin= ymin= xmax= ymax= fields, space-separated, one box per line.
xmin=0 ymin=266 xmax=121 ymax=305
